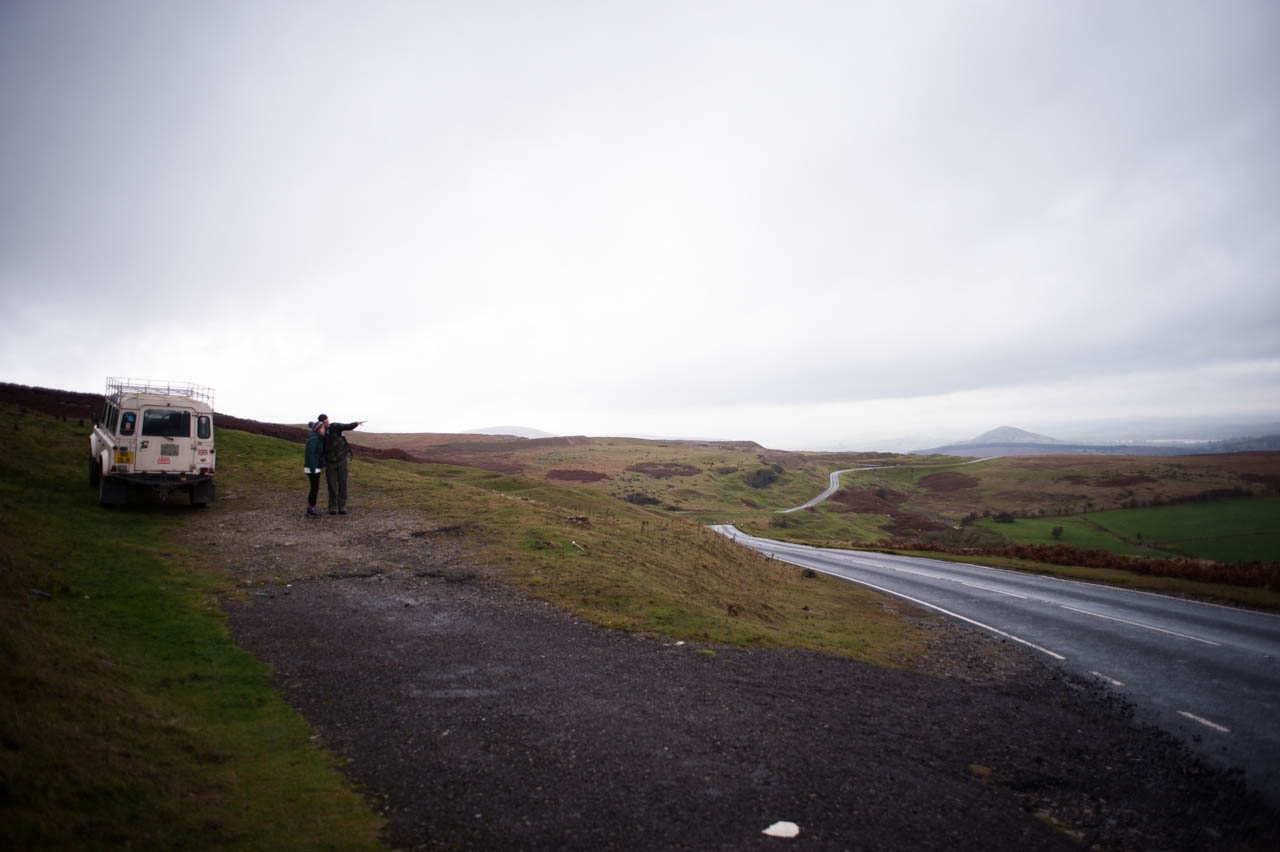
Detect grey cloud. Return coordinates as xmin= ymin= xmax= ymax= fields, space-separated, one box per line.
xmin=2 ymin=1 xmax=1277 ymax=444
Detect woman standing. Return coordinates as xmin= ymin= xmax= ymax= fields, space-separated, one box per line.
xmin=304 ymin=420 xmax=326 ymax=518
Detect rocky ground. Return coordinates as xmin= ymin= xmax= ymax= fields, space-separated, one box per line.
xmin=193 ymin=494 xmax=1280 ymax=851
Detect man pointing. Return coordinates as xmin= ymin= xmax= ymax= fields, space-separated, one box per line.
xmin=317 ymin=413 xmax=366 ymax=515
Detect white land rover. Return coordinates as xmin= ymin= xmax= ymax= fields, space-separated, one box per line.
xmin=89 ymin=378 xmax=216 ymax=507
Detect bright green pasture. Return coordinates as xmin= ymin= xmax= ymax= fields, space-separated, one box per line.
xmin=975 ymin=515 xmax=1160 ymax=557
xmin=977 ymin=497 xmax=1280 ymax=563
xmin=1083 ymin=497 xmax=1280 ymax=563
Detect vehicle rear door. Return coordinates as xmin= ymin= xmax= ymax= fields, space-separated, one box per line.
xmin=194 ymin=412 xmax=214 ymax=474
xmin=137 ymin=408 xmax=194 ymax=473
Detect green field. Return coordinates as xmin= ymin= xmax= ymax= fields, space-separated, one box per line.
xmin=975 ymin=514 xmax=1157 ymax=556
xmin=1083 ymin=498 xmax=1280 ymax=563
xmin=976 ymin=497 xmax=1280 ymax=563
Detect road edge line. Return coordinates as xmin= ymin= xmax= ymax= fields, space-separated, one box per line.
xmin=772 ymin=556 xmax=1067 ymax=661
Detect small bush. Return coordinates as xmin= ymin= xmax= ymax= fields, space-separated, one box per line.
xmin=744 ymin=468 xmax=778 ymax=489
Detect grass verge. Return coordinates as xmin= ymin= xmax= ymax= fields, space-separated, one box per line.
xmin=0 ymin=407 xmax=384 ymax=850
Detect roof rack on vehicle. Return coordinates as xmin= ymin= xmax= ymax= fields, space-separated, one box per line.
xmin=105 ymin=377 xmax=215 ymax=408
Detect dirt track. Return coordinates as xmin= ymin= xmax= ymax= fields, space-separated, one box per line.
xmin=201 ymin=495 xmax=1279 ymax=851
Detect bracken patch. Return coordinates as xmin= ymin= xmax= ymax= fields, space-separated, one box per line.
xmin=1096 ymin=475 xmax=1157 ymax=487
xmin=831 ymin=489 xmax=951 ymax=535
xmin=918 ymin=472 xmax=980 ymax=492
xmin=546 ymin=469 xmax=609 ymax=483
xmin=831 ymin=487 xmax=898 ymax=514
xmin=1243 ymin=472 xmax=1280 ymax=490
xmin=626 ymin=462 xmax=701 ymax=477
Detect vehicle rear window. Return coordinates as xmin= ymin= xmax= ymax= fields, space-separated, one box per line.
xmin=197 ymin=415 xmax=212 ymax=440
xmin=142 ymin=409 xmax=191 ymax=438
xmin=120 ymin=411 xmax=137 ymax=436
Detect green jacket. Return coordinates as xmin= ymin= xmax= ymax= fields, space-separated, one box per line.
xmin=304 ymin=431 xmax=325 ymax=472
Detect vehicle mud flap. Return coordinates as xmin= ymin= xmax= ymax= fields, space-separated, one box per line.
xmin=190 ymin=480 xmax=215 ymax=508
xmin=89 ymin=457 xmax=101 ymax=487
xmin=98 ymin=475 xmax=128 ymax=507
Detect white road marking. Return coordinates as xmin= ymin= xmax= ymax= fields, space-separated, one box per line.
xmin=955 ymin=579 xmax=1028 ymax=599
xmin=1090 ymin=671 xmax=1125 ymax=687
xmin=1178 ymin=711 xmax=1231 ymax=734
xmin=771 ymin=558 xmax=1067 ymax=661
xmin=1059 ymin=604 xmax=1221 ymax=646
xmin=888 ymin=564 xmax=1028 ymax=599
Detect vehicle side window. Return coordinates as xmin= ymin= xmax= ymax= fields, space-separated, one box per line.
xmin=142 ymin=409 xmax=191 ymax=437
xmin=120 ymin=411 xmax=137 ymax=436
xmin=197 ymin=415 xmax=211 ymax=440
xmin=107 ymin=405 xmax=119 ymax=433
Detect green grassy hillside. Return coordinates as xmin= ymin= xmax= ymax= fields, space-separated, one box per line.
xmin=0 ymin=407 xmax=384 ymax=850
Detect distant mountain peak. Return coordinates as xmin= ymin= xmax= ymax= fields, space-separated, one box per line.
xmin=965 ymin=426 xmax=1061 ymax=445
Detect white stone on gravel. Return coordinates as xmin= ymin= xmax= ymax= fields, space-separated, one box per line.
xmin=762 ymin=821 xmax=799 ymax=838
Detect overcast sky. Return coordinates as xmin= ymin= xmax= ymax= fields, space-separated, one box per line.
xmin=3 ymin=1 xmax=1278 ymax=450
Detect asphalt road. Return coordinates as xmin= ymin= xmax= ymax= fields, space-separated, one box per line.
xmin=776 ymin=467 xmax=868 ymax=513
xmin=711 ymin=525 xmax=1280 ymax=805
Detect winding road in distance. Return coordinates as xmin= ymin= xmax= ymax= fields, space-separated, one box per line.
xmin=777 ymin=457 xmax=997 ymax=513
xmin=711 ymin=524 xmax=1280 ymax=805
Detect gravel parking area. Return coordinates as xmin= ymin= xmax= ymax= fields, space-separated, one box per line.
xmin=205 ymin=500 xmax=1279 ymax=850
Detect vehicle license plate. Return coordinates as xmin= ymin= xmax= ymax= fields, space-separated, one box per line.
xmin=113 ymin=449 xmax=134 ymax=464
xmin=161 ymin=443 xmax=179 ymax=456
